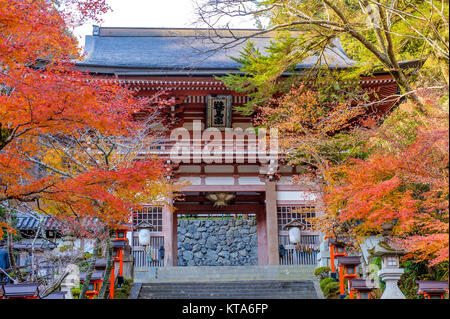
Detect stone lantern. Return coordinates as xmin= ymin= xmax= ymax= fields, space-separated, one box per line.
xmin=370 ymin=241 xmax=406 ymax=299
xmin=60 ymin=264 xmax=80 ymax=299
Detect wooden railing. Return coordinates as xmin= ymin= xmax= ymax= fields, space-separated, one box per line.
xmin=132 ymin=236 xmax=164 ymax=268
xmin=278 ymin=235 xmax=319 ymax=265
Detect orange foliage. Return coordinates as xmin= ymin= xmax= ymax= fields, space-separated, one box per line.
xmin=1 ymin=0 xmax=173 ymax=237
xmin=321 ymin=92 xmax=449 ymax=266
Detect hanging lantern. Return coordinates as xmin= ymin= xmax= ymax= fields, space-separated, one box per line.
xmin=138 ymin=229 xmax=151 ymax=246
xmin=289 ymin=227 xmax=301 ymax=244
xmin=134 ymin=221 xmax=156 ymax=246
xmin=283 ymin=219 xmax=307 ymax=245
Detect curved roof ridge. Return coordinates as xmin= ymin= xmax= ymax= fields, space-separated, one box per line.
xmin=76 ymin=25 xmax=356 ymax=74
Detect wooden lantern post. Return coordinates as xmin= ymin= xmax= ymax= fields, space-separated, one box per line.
xmin=110 ymin=225 xmax=130 ymax=299
xmin=349 ymin=279 xmax=376 ymax=299
xmin=80 ymin=259 xmax=106 ymax=299
xmin=337 ymin=256 xmax=361 ymax=299
xmin=417 ymin=281 xmax=449 ymax=299
xmin=328 ymin=238 xmax=347 ymax=279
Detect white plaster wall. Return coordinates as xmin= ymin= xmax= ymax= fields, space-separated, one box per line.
xmin=276 ymin=176 xmax=293 ymax=185
xmin=178 ymin=165 xmax=201 ymax=173
xmin=276 ymin=191 xmax=318 ymax=201
xmin=238 ymin=176 xmax=264 ymax=185
xmin=205 ymin=176 xmax=235 ymax=185
xmin=204 ymin=165 xmax=234 ymax=173
xmin=237 ymin=165 xmax=259 ymax=173
xmin=179 ymin=176 xmax=202 ymax=185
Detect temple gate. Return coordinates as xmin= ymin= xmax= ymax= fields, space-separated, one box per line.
xmin=75 ymin=26 xmax=401 ymax=270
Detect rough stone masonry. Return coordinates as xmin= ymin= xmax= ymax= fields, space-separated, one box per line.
xmin=177 ymin=219 xmax=258 ymax=266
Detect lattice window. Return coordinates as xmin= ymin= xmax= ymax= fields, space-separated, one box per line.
xmin=277 ymin=205 xmax=316 ymax=231
xmin=133 ymin=206 xmax=163 ymax=231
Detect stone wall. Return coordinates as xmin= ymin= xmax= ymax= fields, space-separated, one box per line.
xmin=177 ymin=219 xmax=258 ymax=266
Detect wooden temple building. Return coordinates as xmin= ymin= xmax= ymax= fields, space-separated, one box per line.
xmin=75 ymin=27 xmax=404 ymax=272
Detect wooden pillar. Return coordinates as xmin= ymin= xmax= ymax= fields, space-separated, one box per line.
xmin=109 ymin=264 xmax=115 ymax=299
xmin=339 ymin=265 xmax=345 ymax=296
xmin=119 ymin=249 xmax=123 ymax=277
xmin=256 ymin=209 xmax=268 ymax=265
xmin=162 ymin=198 xmax=175 ymax=266
xmin=172 ymin=213 xmax=178 ymax=266
xmin=265 ymin=181 xmax=279 ymax=265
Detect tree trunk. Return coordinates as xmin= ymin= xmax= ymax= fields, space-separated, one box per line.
xmin=98 ymin=235 xmax=113 ymax=299
xmin=79 ymin=237 xmax=101 ymax=299
xmin=40 ymin=271 xmax=69 ymax=298
xmin=5 ymin=204 xmax=23 ymax=282
xmin=30 ymin=216 xmax=44 ymax=282
xmin=390 ymin=70 xmax=426 ymax=113
xmin=437 ymin=55 xmax=449 ymax=87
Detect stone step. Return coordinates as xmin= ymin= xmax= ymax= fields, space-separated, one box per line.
xmin=155 ymin=266 xmax=315 ymax=273
xmin=134 ymin=265 xmax=317 ymax=283
xmin=153 ymin=266 xmax=315 ymax=281
xmin=139 ymin=280 xmax=319 ymax=299
xmin=141 ymin=283 xmax=314 ymax=289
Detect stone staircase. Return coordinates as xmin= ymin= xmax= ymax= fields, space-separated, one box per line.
xmin=135 ymin=265 xmax=322 ymax=299
xmin=139 ymin=280 xmax=319 ymax=299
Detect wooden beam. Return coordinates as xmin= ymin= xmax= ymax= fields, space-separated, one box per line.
xmin=174 ymin=204 xmax=264 ymax=214
xmin=182 ymin=185 xmax=266 ymax=192
xmin=177 ymin=195 xmax=264 ymax=203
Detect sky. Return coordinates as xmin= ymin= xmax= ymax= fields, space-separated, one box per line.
xmin=73 ymin=0 xmax=256 ymax=47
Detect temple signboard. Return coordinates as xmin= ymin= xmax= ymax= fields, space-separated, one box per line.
xmin=206 ymin=95 xmax=232 ymax=129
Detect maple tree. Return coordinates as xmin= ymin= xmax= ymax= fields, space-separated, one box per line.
xmin=197 ymin=0 xmax=449 ymax=270
xmin=254 ymin=84 xmax=370 ymax=179
xmin=197 ymin=0 xmax=449 ymax=113
xmin=319 ymin=90 xmax=448 ymax=266
xmin=0 ymin=0 xmax=173 ymax=229
xmin=1 ymin=0 xmax=177 ymax=294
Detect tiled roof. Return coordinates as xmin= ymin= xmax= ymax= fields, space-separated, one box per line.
xmin=12 ymin=242 xmax=56 ymax=251
xmin=417 ymin=280 xmax=449 ymax=293
xmin=76 ymin=26 xmax=355 ymax=74
xmin=15 ymin=213 xmax=62 ymax=231
xmin=2 ymin=283 xmax=39 ymax=297
xmin=337 ymin=256 xmax=361 ymax=265
xmin=350 ymin=279 xmax=377 ymax=290
xmin=80 ymin=269 xmax=104 ymax=281
xmin=41 ymin=291 xmax=66 ymax=299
